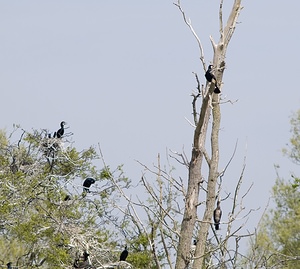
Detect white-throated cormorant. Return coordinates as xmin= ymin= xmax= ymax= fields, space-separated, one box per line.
xmin=205 ymin=65 xmax=220 ymax=94
xmin=56 ymin=121 xmax=66 ymax=138
xmin=83 ymin=177 xmax=96 ymax=193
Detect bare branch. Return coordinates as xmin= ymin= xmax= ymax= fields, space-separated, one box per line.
xmin=219 ymin=139 xmax=238 ymax=178
xmin=169 ymin=149 xmax=189 ymax=168
xmin=223 ymin=0 xmax=243 ymax=49
xmin=219 ymin=0 xmax=224 ymax=40
xmin=174 ymin=0 xmax=206 ymax=70
xmin=185 ymin=116 xmax=197 ymax=128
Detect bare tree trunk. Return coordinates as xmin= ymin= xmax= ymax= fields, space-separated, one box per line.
xmin=193 ymin=89 xmax=221 ymax=269
xmin=175 ymin=1 xmax=242 ymax=268
xmin=175 ymin=98 xmax=210 ymax=268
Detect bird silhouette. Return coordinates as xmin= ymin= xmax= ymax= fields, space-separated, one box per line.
xmin=64 ymin=195 xmax=71 ymax=201
xmin=6 ymin=262 xmax=12 ymax=269
xmin=83 ymin=177 xmax=96 ymax=193
xmin=213 ymin=201 xmax=222 ymax=230
xmin=56 ymin=121 xmax=66 ymax=138
xmin=119 ymin=245 xmax=128 ymax=261
xmin=205 ymin=65 xmax=220 ymax=94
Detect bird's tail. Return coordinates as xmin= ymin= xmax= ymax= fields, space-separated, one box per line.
xmin=211 ymin=78 xmax=220 ymax=94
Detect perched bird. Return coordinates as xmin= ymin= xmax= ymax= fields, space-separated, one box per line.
xmin=83 ymin=251 xmax=89 ymax=261
xmin=205 ymin=65 xmax=220 ymax=94
xmin=10 ymin=156 xmax=18 ymax=174
xmin=119 ymin=245 xmax=128 ymax=261
xmin=83 ymin=177 xmax=96 ymax=193
xmin=213 ymin=201 xmax=222 ymax=230
xmin=64 ymin=194 xmax=71 ymax=201
xmin=56 ymin=121 xmax=66 ymax=138
xmin=7 ymin=262 xmax=12 ymax=269
xmin=190 ymin=239 xmax=197 ymax=256
xmin=73 ymin=251 xmax=90 ymax=268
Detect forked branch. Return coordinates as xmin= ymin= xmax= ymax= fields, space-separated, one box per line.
xmin=173 ymin=0 xmax=206 ymax=70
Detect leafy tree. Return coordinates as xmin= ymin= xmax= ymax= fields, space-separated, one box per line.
xmin=246 ymin=175 xmax=300 ymax=268
xmin=283 ymin=110 xmax=300 ymax=188
xmin=246 ymin=111 xmax=300 ymax=268
xmin=284 ymin=110 xmax=300 ymax=164
xmin=0 ymin=126 xmax=147 ymax=268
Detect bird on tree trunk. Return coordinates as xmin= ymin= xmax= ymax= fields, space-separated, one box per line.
xmin=213 ymin=200 xmax=222 ymax=230
xmin=205 ymin=65 xmax=220 ymax=94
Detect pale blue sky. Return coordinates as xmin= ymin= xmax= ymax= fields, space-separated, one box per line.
xmin=1 ymin=0 xmax=299 ymax=249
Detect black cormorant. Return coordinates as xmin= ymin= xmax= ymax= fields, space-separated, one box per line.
xmin=120 ymin=245 xmax=128 ymax=261
xmin=205 ymin=65 xmax=220 ymax=94
xmin=83 ymin=177 xmax=96 ymax=193
xmin=64 ymin=195 xmax=71 ymax=201
xmin=56 ymin=121 xmax=66 ymax=138
xmin=213 ymin=201 xmax=222 ymax=230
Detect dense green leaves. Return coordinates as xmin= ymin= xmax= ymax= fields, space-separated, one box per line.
xmin=0 ymin=126 xmax=162 ymax=268
xmin=251 ymin=177 xmax=300 ymax=268
xmin=249 ymin=111 xmax=300 ymax=268
xmin=0 ymin=128 xmax=128 ymax=268
xmin=283 ymin=110 xmax=300 ymax=165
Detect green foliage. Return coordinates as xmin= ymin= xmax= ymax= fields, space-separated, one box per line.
xmin=283 ymin=109 xmax=300 ymax=188
xmin=283 ymin=110 xmax=300 ymax=163
xmin=253 ymin=177 xmax=300 ymax=268
xmin=271 ymin=179 xmax=300 ymax=255
xmin=0 ymin=126 xmax=139 ymax=268
xmin=251 ymin=111 xmax=300 ymax=268
xmin=123 ymin=233 xmax=158 ymax=269
xmin=292 ymin=175 xmax=300 ymax=189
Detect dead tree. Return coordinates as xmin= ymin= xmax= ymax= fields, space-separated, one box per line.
xmin=174 ymin=1 xmax=243 ymax=268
